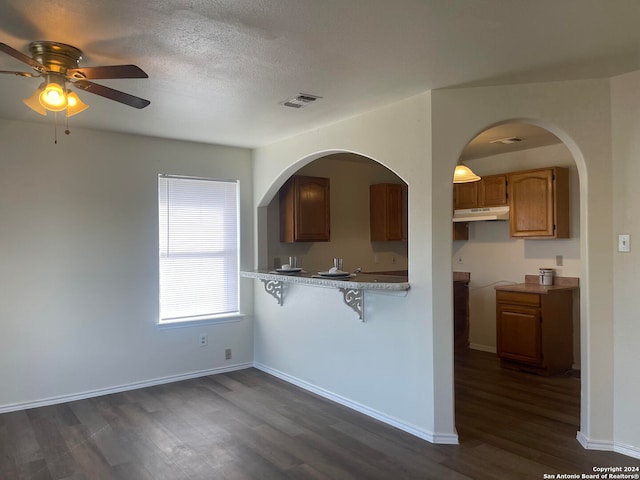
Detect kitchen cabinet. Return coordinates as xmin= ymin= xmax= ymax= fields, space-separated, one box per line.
xmin=480 ymin=174 xmax=508 ymax=207
xmin=454 ymin=277 xmax=470 ymax=350
xmin=453 ymin=181 xmax=479 ymax=210
xmin=370 ymin=183 xmax=407 ymax=241
xmin=508 ymin=167 xmax=569 ymax=238
xmin=280 ymin=175 xmax=330 ymax=242
xmin=452 ymin=222 xmax=469 ymax=241
xmin=495 ymin=288 xmax=574 ymax=375
xmin=453 ymin=174 xmax=507 ymax=210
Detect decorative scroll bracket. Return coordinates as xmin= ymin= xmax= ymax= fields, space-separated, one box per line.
xmin=339 ymin=288 xmax=364 ymax=321
xmin=261 ymin=279 xmax=284 ymax=306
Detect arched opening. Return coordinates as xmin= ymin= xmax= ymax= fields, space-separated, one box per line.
xmin=260 ymin=151 xmax=408 ymax=276
xmin=451 ymin=121 xmax=584 ymax=445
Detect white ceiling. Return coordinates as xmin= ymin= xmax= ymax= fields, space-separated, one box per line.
xmin=460 ymin=123 xmax=562 ymax=162
xmin=1 ymin=0 xmax=640 ymax=149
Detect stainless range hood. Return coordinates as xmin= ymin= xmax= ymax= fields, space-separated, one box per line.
xmin=453 ymin=205 xmax=510 ymax=222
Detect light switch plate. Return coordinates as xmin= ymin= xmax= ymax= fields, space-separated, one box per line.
xmin=618 ymin=234 xmax=631 ymax=252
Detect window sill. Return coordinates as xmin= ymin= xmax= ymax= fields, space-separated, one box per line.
xmin=157 ymin=313 xmax=245 ymax=330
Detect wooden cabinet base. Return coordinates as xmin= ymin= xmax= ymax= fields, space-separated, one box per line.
xmin=496 ymin=287 xmax=575 ymax=376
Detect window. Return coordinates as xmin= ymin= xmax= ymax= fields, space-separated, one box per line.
xmin=158 ymin=175 xmax=239 ymax=324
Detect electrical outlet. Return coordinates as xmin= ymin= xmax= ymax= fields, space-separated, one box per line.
xmin=374 ymin=254 xmax=380 ymax=264
xmin=199 ymin=333 xmax=208 ymax=347
xmin=225 ymin=348 xmax=232 ymax=360
xmin=391 ymin=254 xmax=396 ymax=264
xmin=556 ymin=255 xmax=564 ymax=266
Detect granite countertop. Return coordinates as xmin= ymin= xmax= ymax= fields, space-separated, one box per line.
xmin=495 ymin=275 xmax=579 ymax=294
xmin=240 ymin=270 xmax=410 ymax=291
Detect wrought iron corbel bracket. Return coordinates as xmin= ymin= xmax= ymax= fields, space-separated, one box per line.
xmin=261 ymin=279 xmax=284 ymax=306
xmin=339 ymin=288 xmax=364 ymax=321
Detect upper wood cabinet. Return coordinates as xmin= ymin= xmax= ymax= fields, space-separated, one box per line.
xmin=453 ymin=181 xmax=479 ymax=210
xmin=480 ymin=174 xmax=508 ymax=207
xmin=369 ymin=183 xmax=407 ymax=241
xmin=279 ymin=175 xmax=330 ymax=242
xmin=508 ymin=167 xmax=569 ymax=238
xmin=453 ymin=174 xmax=507 ymax=210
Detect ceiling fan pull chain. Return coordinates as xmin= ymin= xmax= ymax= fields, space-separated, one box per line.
xmin=54 ymin=111 xmax=58 ymax=144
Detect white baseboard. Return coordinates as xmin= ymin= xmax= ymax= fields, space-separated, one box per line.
xmin=577 ymin=431 xmax=640 ymax=460
xmin=0 ymin=362 xmax=253 ymax=414
xmin=613 ymin=441 xmax=640 ymax=460
xmin=254 ymin=362 xmax=459 ymax=445
xmin=469 ymin=343 xmax=496 ymax=353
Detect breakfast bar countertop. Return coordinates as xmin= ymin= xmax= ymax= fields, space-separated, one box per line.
xmin=241 ymin=269 xmax=409 ymax=321
xmin=240 ymin=270 xmax=410 ymax=291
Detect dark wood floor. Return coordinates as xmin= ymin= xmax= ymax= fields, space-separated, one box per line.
xmin=1 ymin=349 xmax=638 ymax=479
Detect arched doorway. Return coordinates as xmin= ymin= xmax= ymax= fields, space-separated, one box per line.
xmin=262 ymin=151 xmax=408 ymax=276
xmin=452 ymin=121 xmax=583 ymax=444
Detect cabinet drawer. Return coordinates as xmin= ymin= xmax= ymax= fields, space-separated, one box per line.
xmin=496 ymin=291 xmax=540 ymax=307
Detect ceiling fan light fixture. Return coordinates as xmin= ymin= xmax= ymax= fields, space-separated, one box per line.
xmin=22 ymin=83 xmax=47 ymax=116
xmin=39 ymin=79 xmax=68 ymax=111
xmin=453 ymin=164 xmax=481 ymax=183
xmin=66 ymin=91 xmax=89 ymax=117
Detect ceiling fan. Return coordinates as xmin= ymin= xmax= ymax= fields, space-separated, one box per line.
xmin=0 ymin=40 xmax=150 ymax=117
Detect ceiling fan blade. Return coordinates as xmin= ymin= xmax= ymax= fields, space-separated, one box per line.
xmin=0 ymin=42 xmax=47 ymax=73
xmin=0 ymin=70 xmax=36 ymax=77
xmin=67 ymin=65 xmax=148 ymax=80
xmin=74 ymin=80 xmax=150 ymax=109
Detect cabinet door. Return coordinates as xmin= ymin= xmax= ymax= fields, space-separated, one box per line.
xmin=280 ymin=175 xmax=330 ymax=242
xmin=496 ymin=304 xmax=542 ymax=365
xmin=370 ymin=184 xmax=406 ymax=241
xmin=480 ymin=174 xmax=507 ymax=206
xmin=453 ymin=181 xmax=479 ymax=209
xmin=454 ymin=175 xmax=506 ymax=209
xmin=508 ymin=168 xmax=555 ymax=237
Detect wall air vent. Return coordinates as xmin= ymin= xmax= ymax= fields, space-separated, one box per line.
xmin=282 ymin=93 xmax=322 ymax=109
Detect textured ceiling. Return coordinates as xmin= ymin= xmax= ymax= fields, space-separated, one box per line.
xmin=1 ymin=0 xmax=640 ymax=148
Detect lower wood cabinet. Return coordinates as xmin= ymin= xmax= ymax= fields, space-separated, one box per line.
xmin=496 ymin=289 xmax=574 ymax=375
xmin=454 ymin=280 xmax=470 ymax=349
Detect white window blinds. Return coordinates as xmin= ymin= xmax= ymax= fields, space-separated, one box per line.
xmin=158 ymin=175 xmax=239 ymax=323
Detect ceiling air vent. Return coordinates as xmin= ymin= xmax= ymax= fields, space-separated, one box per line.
xmin=490 ymin=136 xmax=523 ymax=145
xmin=282 ymin=93 xmax=322 ymax=109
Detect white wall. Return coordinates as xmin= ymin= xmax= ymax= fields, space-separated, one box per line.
xmin=453 ymin=143 xmax=581 ymax=364
xmin=252 ymin=93 xmax=459 ymax=442
xmin=431 ymin=79 xmax=616 ymax=450
xmin=611 ymin=70 xmax=640 ymax=455
xmin=266 ymin=153 xmax=408 ymax=273
xmin=0 ymin=119 xmax=254 ymax=410
xmin=251 ymin=78 xmax=640 ymax=456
